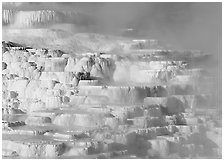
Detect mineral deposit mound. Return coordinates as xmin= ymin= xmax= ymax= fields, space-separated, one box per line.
xmin=2 ymin=7 xmax=222 ymax=159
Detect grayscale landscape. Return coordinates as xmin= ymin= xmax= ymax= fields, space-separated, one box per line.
xmin=2 ymin=2 xmax=222 ymax=159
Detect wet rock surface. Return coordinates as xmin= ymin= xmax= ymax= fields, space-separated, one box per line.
xmin=2 ymin=40 xmax=221 ymax=159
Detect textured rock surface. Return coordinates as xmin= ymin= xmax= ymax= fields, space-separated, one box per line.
xmin=2 ymin=39 xmax=221 ymax=159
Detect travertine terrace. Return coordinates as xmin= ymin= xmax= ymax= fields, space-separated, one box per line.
xmin=2 ymin=39 xmax=222 ymax=159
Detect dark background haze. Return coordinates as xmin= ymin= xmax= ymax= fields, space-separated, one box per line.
xmin=2 ymin=2 xmax=222 ymax=104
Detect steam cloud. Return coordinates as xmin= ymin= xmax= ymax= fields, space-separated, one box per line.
xmin=3 ymin=3 xmax=221 ymax=54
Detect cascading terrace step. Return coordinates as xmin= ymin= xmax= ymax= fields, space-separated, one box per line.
xmin=2 ymin=134 xmax=66 ymax=158
xmin=2 ymin=41 xmax=221 ymax=159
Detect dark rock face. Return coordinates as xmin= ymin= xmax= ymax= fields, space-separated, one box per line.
xmin=2 ymin=62 xmax=7 ymax=70
xmin=166 ymin=97 xmax=185 ymax=115
xmin=76 ymin=72 xmax=91 ymax=80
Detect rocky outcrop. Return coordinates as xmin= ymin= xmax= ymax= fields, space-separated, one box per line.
xmin=64 ymin=56 xmax=116 ymax=83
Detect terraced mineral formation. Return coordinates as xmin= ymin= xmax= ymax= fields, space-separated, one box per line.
xmin=2 ymin=9 xmax=82 ymax=27
xmin=2 ymin=40 xmax=221 ymax=159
